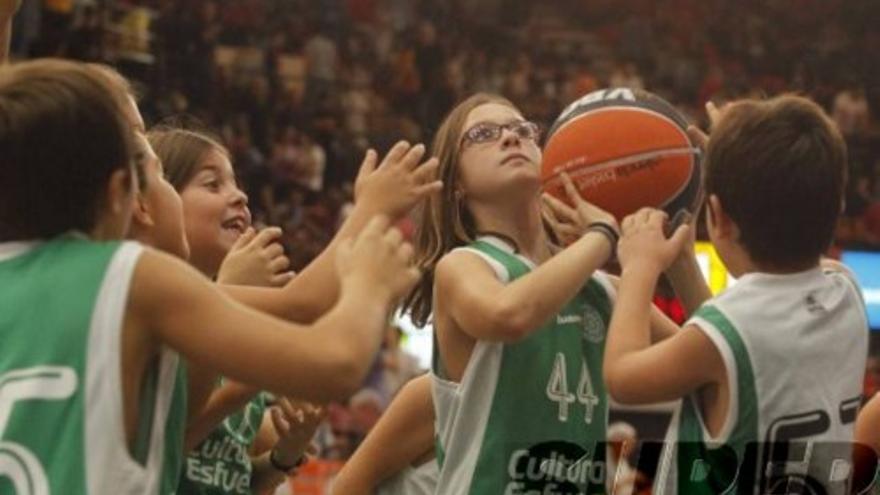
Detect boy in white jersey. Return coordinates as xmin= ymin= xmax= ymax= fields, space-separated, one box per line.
xmin=603 ymin=95 xmax=869 ymax=494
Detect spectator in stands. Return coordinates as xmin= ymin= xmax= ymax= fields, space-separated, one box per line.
xmin=833 ymin=85 xmax=871 ymax=137
xmin=28 ymin=0 xmax=879 ymax=262
xmin=380 ymin=325 xmax=423 ymax=398
xmin=304 ymin=25 xmax=338 ymax=101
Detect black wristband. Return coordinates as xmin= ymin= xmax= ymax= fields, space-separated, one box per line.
xmin=269 ymin=448 xmax=306 ymax=474
xmin=586 ymin=222 xmax=620 ymax=258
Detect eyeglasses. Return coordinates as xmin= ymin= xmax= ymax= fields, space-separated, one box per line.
xmin=461 ymin=120 xmax=542 ymax=147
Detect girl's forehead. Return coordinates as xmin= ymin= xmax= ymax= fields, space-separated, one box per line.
xmin=197 ymin=149 xmax=234 ymax=175
xmin=464 ymin=103 xmax=522 ymax=130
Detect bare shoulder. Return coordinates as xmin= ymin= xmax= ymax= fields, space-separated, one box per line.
xmin=860 ymin=394 xmax=880 ymax=421
xmin=398 ymin=373 xmax=432 ymax=403
xmin=435 ymin=248 xmax=497 ymax=287
xmin=129 ymin=247 xmax=215 ymax=316
xmin=436 ymin=248 xmax=484 ymax=274
xmin=131 ymin=248 xmax=200 ymax=291
xmin=856 ymin=393 xmax=880 ymax=451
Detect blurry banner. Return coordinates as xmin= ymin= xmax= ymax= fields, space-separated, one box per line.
xmin=841 ymin=250 xmax=880 ymax=330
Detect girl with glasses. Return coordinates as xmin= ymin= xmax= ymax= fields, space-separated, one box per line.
xmin=335 ymin=93 xmax=686 ymax=494
xmin=404 ymin=92 xmax=619 ymax=495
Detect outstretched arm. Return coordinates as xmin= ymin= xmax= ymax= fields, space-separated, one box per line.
xmin=132 ymin=217 xmax=420 ymax=403
xmin=662 ymin=100 xmax=721 ymax=316
xmin=332 ymin=374 xmax=435 ymax=494
xmin=225 ymin=142 xmax=441 ymax=324
xmin=439 ymin=173 xmax=619 ymax=343
xmin=184 ymin=144 xmax=441 ymax=446
xmin=603 ymin=209 xmax=724 ymax=405
xmin=185 ymin=226 xmax=293 ymax=450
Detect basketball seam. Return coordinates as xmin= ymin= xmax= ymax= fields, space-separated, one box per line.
xmin=661 ymin=149 xmax=700 ymax=211
xmin=547 ymin=105 xmax=691 ymax=146
xmin=544 ymin=104 xmax=699 ymax=213
xmin=544 ymin=146 xmax=697 ymax=197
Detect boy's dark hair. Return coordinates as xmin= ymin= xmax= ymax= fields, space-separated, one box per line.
xmin=0 ymin=59 xmax=135 ymax=241
xmin=705 ymin=95 xmax=847 ymax=270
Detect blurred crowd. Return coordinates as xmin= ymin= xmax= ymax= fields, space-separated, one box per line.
xmin=317 ymin=324 xmax=423 ymax=460
xmin=10 ymin=0 xmax=880 ymax=266
xmin=8 ymin=0 xmax=880 ymax=461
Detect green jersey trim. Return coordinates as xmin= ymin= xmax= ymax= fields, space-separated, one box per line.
xmin=673 ymin=304 xmax=760 ymax=495
xmin=134 ymin=358 xmax=161 ymax=465
xmin=432 ymin=236 xmax=610 ymax=494
xmin=84 ymin=242 xmax=183 ymax=494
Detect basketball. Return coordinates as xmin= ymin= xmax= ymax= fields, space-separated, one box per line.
xmin=541 ymin=88 xmax=702 ymax=222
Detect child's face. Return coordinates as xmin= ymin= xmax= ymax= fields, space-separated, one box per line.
xmin=179 ymin=149 xmax=251 ymax=276
xmin=135 ymin=134 xmax=189 ymax=259
xmin=457 ymin=103 xmax=543 ymax=203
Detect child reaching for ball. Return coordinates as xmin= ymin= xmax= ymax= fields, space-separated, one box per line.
xmin=0 ymin=59 xmax=421 ymax=494
xmin=603 ymin=95 xmax=868 ymax=494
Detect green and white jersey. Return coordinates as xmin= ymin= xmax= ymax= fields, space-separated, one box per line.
xmin=177 ymin=392 xmax=268 ymax=494
xmin=655 ymin=267 xmax=868 ymax=495
xmin=162 ymin=364 xmax=189 ymax=495
xmin=0 ymin=237 xmax=186 ymax=495
xmin=432 ymin=236 xmax=613 ymax=495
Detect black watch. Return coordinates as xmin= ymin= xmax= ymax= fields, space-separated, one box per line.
xmin=269 ymin=448 xmax=306 ymax=474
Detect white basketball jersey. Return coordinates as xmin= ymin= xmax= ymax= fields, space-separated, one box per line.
xmin=656 ymin=267 xmax=868 ymax=495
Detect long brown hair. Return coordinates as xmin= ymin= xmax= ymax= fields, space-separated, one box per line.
xmin=146 ymin=126 xmax=230 ymax=191
xmin=402 ymin=93 xmax=517 ymax=326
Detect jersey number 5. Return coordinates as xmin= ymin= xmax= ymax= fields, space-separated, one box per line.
xmin=0 ymin=366 xmax=77 ymax=495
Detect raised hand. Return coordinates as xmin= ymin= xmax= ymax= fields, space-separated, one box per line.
xmin=336 ymin=216 xmax=420 ymax=303
xmin=541 ymin=172 xmax=618 ymax=245
xmin=687 ymin=101 xmax=723 ymax=151
xmin=618 ymin=208 xmax=691 ymax=274
xmin=217 ymin=227 xmax=294 ymax=287
xmin=353 ymin=141 xmax=442 ymax=220
xmin=268 ymin=398 xmax=324 ymax=468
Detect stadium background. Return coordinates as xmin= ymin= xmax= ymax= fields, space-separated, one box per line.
xmin=9 ymin=1 xmax=880 ymax=492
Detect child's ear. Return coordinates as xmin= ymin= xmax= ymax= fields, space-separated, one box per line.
xmin=106 ymin=168 xmax=135 ymax=217
xmin=707 ymin=194 xmax=740 ymax=241
xmin=131 ymin=192 xmax=155 ymax=228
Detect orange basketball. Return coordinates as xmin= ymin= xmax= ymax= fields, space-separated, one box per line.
xmin=542 ymin=88 xmax=701 ymax=222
